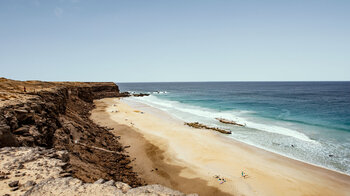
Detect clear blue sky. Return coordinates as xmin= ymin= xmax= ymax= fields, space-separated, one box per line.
xmin=1 ymin=0 xmax=349 ymax=82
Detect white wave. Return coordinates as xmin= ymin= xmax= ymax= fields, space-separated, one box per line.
xmin=152 ymin=91 xmax=168 ymax=94
xmin=132 ymin=95 xmax=315 ymax=143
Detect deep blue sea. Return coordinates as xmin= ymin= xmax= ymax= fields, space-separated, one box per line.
xmin=118 ymin=82 xmax=350 ymax=174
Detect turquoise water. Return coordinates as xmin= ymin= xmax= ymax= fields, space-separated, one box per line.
xmin=118 ymin=82 xmax=350 ymax=174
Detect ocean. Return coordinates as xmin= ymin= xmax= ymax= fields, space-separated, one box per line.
xmin=117 ymin=82 xmax=350 ymax=175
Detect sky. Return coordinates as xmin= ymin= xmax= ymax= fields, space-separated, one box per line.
xmin=0 ymin=0 xmax=349 ymax=82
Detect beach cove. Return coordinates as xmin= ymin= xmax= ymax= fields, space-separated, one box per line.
xmin=91 ymin=97 xmax=350 ymax=196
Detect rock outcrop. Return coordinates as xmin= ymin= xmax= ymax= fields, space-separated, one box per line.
xmin=0 ymin=78 xmax=142 ymax=186
xmin=185 ymin=122 xmax=232 ymax=134
xmin=131 ymin=93 xmax=150 ymax=97
xmin=0 ymin=78 xmax=198 ymax=195
xmin=215 ymin=118 xmax=245 ymax=127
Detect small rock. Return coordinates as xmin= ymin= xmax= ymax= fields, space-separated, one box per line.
xmin=59 ymin=153 xmax=70 ymax=162
xmin=59 ymin=173 xmax=72 ymax=177
xmin=35 ymin=174 xmax=42 ymax=180
xmin=49 ymin=153 xmax=59 ymax=159
xmin=23 ymin=180 xmax=36 ymax=188
xmin=12 ymin=126 xmax=30 ymax=135
xmin=115 ymin=182 xmax=131 ymax=193
xmin=119 ymin=160 xmax=130 ymax=165
xmin=104 ymin=180 xmax=115 ymax=186
xmin=11 ymin=187 xmax=19 ymax=191
xmin=17 ymin=164 xmax=24 ymax=169
xmin=0 ymin=175 xmax=9 ymax=180
xmin=8 ymin=180 xmax=19 ymax=187
xmin=94 ymin=179 xmax=105 ymax=184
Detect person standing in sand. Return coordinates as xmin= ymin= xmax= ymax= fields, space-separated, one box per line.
xmin=242 ymin=171 xmax=247 ymax=178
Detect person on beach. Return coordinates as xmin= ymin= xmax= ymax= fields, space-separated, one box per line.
xmin=242 ymin=171 xmax=248 ymax=178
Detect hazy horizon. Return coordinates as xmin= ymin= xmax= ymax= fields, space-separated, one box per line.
xmin=1 ymin=0 xmax=349 ymax=82
xmin=2 ymin=77 xmax=350 ymax=83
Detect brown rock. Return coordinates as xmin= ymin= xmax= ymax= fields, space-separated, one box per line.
xmin=0 ymin=125 xmax=18 ymax=147
xmin=184 ymin=122 xmax=232 ymax=134
xmin=23 ymin=180 xmax=36 ymax=188
xmin=0 ymin=78 xmax=143 ymax=187
xmin=13 ymin=126 xmax=30 ymax=135
xmin=59 ymin=173 xmax=72 ymax=177
xmin=215 ymin=118 xmax=245 ymax=127
xmin=8 ymin=180 xmax=19 ymax=187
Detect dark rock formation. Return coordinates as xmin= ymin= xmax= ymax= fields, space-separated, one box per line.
xmin=8 ymin=180 xmax=19 ymax=187
xmin=0 ymin=78 xmax=143 ymax=187
xmin=131 ymin=93 xmax=150 ymax=97
xmin=184 ymin=122 xmax=231 ymax=134
xmin=215 ymin=118 xmax=245 ymax=127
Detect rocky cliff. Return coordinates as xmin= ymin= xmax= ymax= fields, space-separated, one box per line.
xmin=0 ymin=78 xmax=142 ymax=186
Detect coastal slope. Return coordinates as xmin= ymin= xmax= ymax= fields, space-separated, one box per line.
xmin=0 ymin=78 xmax=197 ymax=195
xmin=0 ymin=78 xmax=141 ymax=186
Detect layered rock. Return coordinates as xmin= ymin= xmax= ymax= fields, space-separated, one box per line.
xmin=215 ymin=118 xmax=245 ymax=127
xmin=185 ymin=122 xmax=232 ymax=134
xmin=0 ymin=78 xmax=142 ymax=186
xmin=0 ymin=78 xmax=198 ymax=195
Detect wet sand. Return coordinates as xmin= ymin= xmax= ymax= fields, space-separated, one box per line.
xmin=91 ymin=98 xmax=350 ymax=196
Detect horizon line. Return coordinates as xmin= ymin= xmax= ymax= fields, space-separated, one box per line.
xmin=116 ymin=80 xmax=350 ymax=83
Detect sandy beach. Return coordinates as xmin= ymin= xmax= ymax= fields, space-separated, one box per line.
xmin=91 ymin=98 xmax=350 ymax=196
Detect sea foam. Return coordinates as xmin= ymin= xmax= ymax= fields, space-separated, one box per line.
xmin=132 ymin=95 xmax=315 ymax=143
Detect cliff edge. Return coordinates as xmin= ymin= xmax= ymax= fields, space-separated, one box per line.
xmin=0 ymin=78 xmax=198 ymax=195
xmin=0 ymin=78 xmax=142 ymax=186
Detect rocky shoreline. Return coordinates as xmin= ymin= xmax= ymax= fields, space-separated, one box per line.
xmin=184 ymin=122 xmax=232 ymax=134
xmin=0 ymin=78 xmax=194 ymax=196
xmin=215 ymin=118 xmax=245 ymax=127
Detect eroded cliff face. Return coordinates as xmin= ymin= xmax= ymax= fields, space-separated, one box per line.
xmin=0 ymin=78 xmax=142 ymax=187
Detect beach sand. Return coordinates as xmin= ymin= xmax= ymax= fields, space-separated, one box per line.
xmin=91 ymin=98 xmax=350 ymax=196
